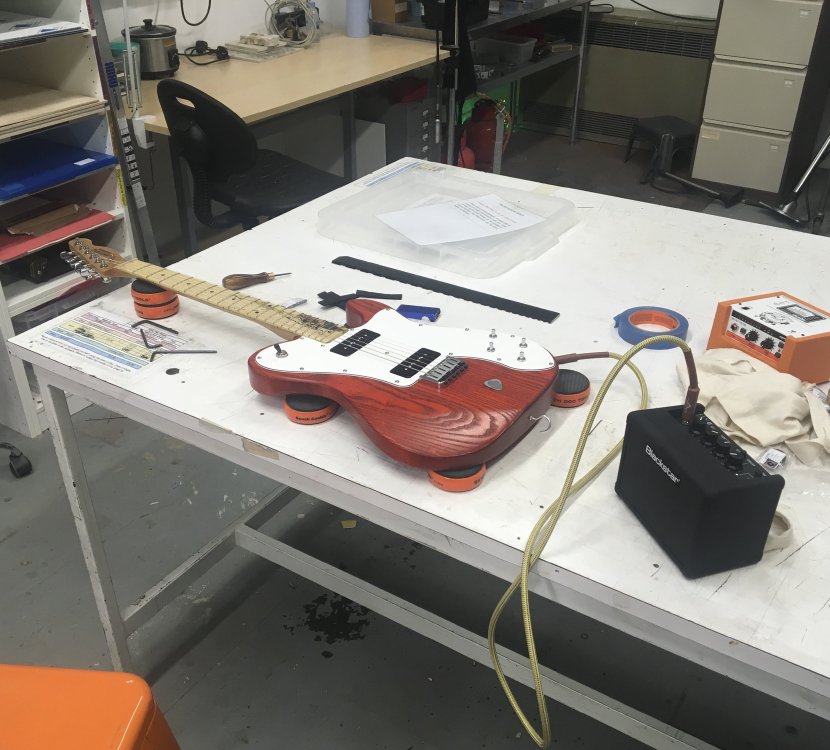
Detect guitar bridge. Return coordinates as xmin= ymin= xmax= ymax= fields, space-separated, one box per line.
xmin=422 ymin=357 xmax=467 ymax=384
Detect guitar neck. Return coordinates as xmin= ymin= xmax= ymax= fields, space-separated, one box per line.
xmin=118 ymin=259 xmax=347 ymax=343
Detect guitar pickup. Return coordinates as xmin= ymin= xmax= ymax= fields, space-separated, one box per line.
xmin=331 ymin=329 xmax=380 ymax=356
xmin=390 ymin=347 xmax=441 ymax=378
xmin=422 ymin=357 xmax=467 ymax=384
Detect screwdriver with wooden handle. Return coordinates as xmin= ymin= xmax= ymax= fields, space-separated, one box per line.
xmin=221 ymin=272 xmax=291 ymax=290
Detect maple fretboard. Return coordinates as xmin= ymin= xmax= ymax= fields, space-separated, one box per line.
xmin=118 ymin=259 xmax=348 ymax=343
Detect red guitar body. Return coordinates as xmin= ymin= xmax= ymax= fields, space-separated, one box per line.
xmin=248 ymin=300 xmax=559 ymax=472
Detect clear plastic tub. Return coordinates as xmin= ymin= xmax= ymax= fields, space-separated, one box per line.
xmin=317 ymin=162 xmax=576 ymax=278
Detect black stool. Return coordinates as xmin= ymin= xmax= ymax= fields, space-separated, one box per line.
xmin=624 ymin=116 xmax=698 ymax=185
xmin=623 ymin=115 xmax=744 ymax=208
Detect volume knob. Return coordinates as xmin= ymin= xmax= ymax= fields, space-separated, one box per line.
xmin=701 ymin=425 xmax=719 ymax=447
xmin=715 ymin=435 xmax=731 ymax=456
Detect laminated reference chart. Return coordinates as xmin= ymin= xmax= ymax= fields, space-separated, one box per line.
xmin=41 ymin=310 xmax=190 ymax=374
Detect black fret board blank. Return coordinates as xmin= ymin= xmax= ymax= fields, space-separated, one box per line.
xmin=331 ymin=257 xmax=559 ymax=323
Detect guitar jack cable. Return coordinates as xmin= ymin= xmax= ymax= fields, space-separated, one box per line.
xmin=488 ymin=335 xmax=699 ymax=749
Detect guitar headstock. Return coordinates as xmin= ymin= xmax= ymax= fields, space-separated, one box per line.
xmin=61 ymin=237 xmax=132 ymax=283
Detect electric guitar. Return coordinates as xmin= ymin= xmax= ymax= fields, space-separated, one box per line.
xmin=64 ymin=239 xmax=559 ymax=482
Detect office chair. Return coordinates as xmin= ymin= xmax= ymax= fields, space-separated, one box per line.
xmin=156 ymin=79 xmax=346 ymax=233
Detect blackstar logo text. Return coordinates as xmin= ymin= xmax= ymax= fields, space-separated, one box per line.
xmin=645 ymin=444 xmax=680 ymax=484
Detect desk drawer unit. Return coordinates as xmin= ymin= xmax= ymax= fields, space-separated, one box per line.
xmin=703 ymin=60 xmax=806 ymax=132
xmin=355 ymin=96 xmax=440 ymax=162
xmin=715 ymin=0 xmax=823 ymax=65
xmin=694 ymin=124 xmax=790 ymax=192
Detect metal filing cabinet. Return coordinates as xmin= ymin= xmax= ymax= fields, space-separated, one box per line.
xmin=693 ymin=0 xmax=827 ymax=193
xmin=355 ymin=94 xmax=440 ymax=163
xmin=715 ymin=0 xmax=822 ymax=65
xmin=694 ymin=125 xmax=791 ymax=190
xmin=703 ymin=61 xmax=806 ymax=132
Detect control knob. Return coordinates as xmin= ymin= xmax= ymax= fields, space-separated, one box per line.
xmin=726 ymin=447 xmax=747 ymax=471
xmin=745 ymin=330 xmax=759 ymax=342
xmin=715 ymin=435 xmax=731 ymax=456
xmin=701 ymin=424 xmax=719 ymax=447
xmin=690 ymin=414 xmax=706 ymax=436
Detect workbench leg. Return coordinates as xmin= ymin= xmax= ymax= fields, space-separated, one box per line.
xmin=39 ymin=382 xmax=133 ymax=672
xmin=169 ymin=143 xmax=199 ymax=258
xmin=570 ymin=2 xmax=590 ymax=145
xmin=342 ymin=91 xmax=357 ymax=181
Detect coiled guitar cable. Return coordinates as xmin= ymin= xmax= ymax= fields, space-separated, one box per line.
xmin=263 ymin=0 xmax=319 ymax=47
xmin=488 ymin=335 xmax=698 ymax=748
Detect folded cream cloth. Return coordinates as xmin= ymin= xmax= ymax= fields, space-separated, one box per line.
xmin=676 ymin=348 xmax=830 ymax=468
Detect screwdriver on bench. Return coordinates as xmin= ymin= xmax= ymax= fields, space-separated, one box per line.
xmin=221 ymin=272 xmax=291 ymax=290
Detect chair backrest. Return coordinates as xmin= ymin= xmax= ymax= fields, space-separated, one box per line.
xmin=156 ymin=79 xmax=257 ymax=183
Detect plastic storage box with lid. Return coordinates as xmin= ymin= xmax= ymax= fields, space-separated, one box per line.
xmin=317 ymin=163 xmax=576 ymax=278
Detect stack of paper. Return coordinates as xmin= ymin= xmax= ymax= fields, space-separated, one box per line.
xmin=0 ymin=11 xmax=85 ymax=48
xmin=0 ymin=80 xmax=105 ymax=139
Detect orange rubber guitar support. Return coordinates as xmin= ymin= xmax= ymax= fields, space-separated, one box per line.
xmin=132 ymin=279 xmax=179 ymax=320
xmin=551 ymin=369 xmax=590 ymax=408
xmin=283 ymin=393 xmax=339 ymax=424
xmin=134 ymin=298 xmax=180 ymax=320
xmin=428 ymin=464 xmax=487 ymax=492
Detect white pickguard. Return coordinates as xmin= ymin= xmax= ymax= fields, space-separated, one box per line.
xmin=254 ymin=308 xmax=555 ymax=387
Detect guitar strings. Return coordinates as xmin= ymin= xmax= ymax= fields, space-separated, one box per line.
xmin=140 ymin=271 xmax=451 ymax=364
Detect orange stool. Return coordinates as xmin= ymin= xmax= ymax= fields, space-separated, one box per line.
xmin=0 ymin=664 xmax=180 ymax=750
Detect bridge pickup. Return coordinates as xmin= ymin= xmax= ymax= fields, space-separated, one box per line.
xmin=331 ymin=329 xmax=380 ymax=357
xmin=390 ymin=347 xmax=441 ymax=378
xmin=422 ymin=356 xmax=467 ymax=384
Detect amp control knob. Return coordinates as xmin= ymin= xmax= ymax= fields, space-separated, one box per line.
xmin=745 ymin=330 xmax=759 ymax=342
xmin=715 ymin=435 xmax=731 ymax=456
xmin=761 ymin=337 xmax=775 ymax=350
xmin=726 ymin=447 xmax=747 ymax=471
xmin=701 ymin=425 xmax=719 ymax=447
xmin=690 ymin=414 xmax=706 ymax=436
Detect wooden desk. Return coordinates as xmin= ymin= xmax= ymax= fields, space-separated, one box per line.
xmin=11 ymin=160 xmax=830 ymax=749
xmin=138 ymin=34 xmax=445 ymax=255
xmin=139 ymin=34 xmax=444 ymax=136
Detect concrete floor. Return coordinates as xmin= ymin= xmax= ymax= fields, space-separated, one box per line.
xmin=2 ymin=134 xmax=829 ymax=749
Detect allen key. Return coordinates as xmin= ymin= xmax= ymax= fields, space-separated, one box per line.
xmin=131 ymin=320 xmax=180 ymax=334
xmin=139 ymin=328 xmax=163 ymax=349
xmin=136 ymin=322 xmax=216 ymax=361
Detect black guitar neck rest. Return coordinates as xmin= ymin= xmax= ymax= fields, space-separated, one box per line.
xmin=615 ymin=405 xmax=784 ymax=579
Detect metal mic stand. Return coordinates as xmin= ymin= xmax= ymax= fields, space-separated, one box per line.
xmin=753 ymin=129 xmax=830 ymax=230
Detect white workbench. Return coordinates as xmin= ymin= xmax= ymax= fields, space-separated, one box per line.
xmin=10 ymin=159 xmax=830 ymax=749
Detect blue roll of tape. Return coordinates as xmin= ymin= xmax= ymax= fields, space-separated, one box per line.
xmin=613 ymin=306 xmax=689 ymax=350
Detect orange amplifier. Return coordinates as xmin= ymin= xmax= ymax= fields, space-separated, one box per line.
xmin=707 ymin=292 xmax=830 ymax=383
